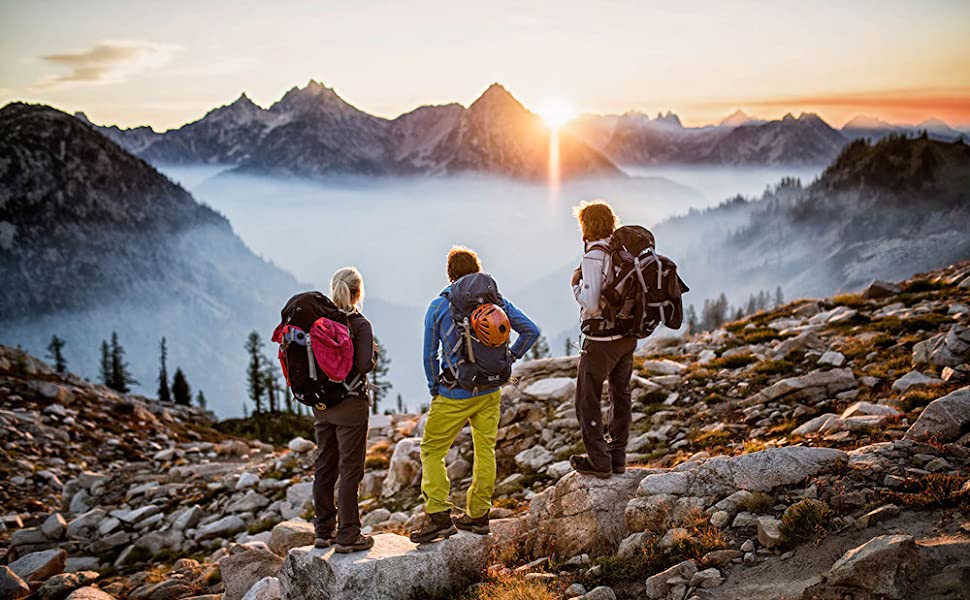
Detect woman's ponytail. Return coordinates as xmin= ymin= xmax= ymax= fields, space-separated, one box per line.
xmin=330 ymin=267 xmax=365 ymax=313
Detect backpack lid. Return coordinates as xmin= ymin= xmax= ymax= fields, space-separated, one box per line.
xmin=280 ymin=291 xmax=346 ymax=332
xmin=445 ymin=273 xmax=503 ymax=318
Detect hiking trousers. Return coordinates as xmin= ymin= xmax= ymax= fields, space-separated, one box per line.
xmin=312 ymin=395 xmax=369 ymax=545
xmin=420 ymin=389 xmax=501 ymax=519
xmin=575 ymin=336 xmax=637 ymax=472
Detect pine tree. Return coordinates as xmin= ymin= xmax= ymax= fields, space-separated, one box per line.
xmin=528 ymin=335 xmax=551 ymax=360
xmin=564 ymin=337 xmax=573 ymax=357
xmin=263 ymin=362 xmax=282 ymax=413
xmin=108 ymin=332 xmax=137 ymax=393
xmin=98 ymin=340 xmax=111 ymax=386
xmin=157 ymin=337 xmax=171 ymax=403
xmin=775 ymin=286 xmax=784 ymax=307
xmin=244 ymin=331 xmax=265 ymax=414
xmin=172 ymin=368 xmax=191 ymax=405
xmin=283 ymin=386 xmax=293 ymax=414
xmin=46 ymin=335 xmax=67 ymax=373
xmin=396 ymin=393 xmax=404 ymax=413
xmin=686 ymin=305 xmax=698 ymax=333
xmin=196 ymin=390 xmax=207 ymax=411
xmin=371 ymin=337 xmax=392 ymax=415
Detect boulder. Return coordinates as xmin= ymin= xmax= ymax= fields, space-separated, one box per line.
xmin=8 ymin=548 xmax=66 ymax=583
xmin=863 ymin=280 xmax=902 ymax=299
xmin=817 ymin=351 xmax=845 ymax=367
xmin=636 ymin=447 xmax=846 ymax=498
xmin=382 ymin=438 xmax=422 ymax=497
xmin=526 ymin=469 xmax=650 ymax=558
xmin=228 ymin=490 xmax=271 ymax=513
xmin=269 ymin=521 xmax=316 ymax=556
xmin=891 ymin=370 xmax=941 ymax=394
xmin=747 ymin=368 xmax=855 ymax=405
xmin=236 ymin=472 xmax=260 ymax=490
xmin=522 ymin=377 xmax=576 ymax=402
xmin=195 ymin=515 xmax=247 ymax=541
xmin=639 ymin=360 xmax=686 ymax=376
xmin=644 ymin=560 xmax=696 ymax=599
xmin=66 ymin=588 xmax=115 ymax=600
xmin=0 ymin=566 xmax=30 ymax=600
xmin=285 ymin=482 xmax=313 ymax=509
xmin=581 ymin=587 xmax=617 ymax=600
xmin=514 ymin=446 xmax=554 ymax=473
xmin=278 ymin=533 xmax=488 ymax=600
xmin=36 ymin=571 xmax=100 ymax=600
xmin=905 ymin=385 xmax=970 ymax=442
xmin=41 ymin=513 xmax=67 ymax=540
xmin=241 ymin=576 xmax=281 ymax=600
xmin=826 ymin=534 xmax=919 ymax=598
xmin=756 ymin=517 xmax=783 ymax=548
xmin=287 ymin=437 xmax=315 ymax=453
xmin=221 ymin=544 xmax=285 ymax=600
xmin=912 ymin=324 xmax=970 ymax=368
xmin=841 ymin=401 xmax=900 ymax=419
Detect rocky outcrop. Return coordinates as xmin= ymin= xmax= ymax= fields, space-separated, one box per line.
xmin=524 ymin=470 xmax=651 ymax=558
xmin=278 ymin=533 xmax=489 ymax=600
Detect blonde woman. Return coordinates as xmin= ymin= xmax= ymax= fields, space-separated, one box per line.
xmin=312 ymin=267 xmax=377 ymax=553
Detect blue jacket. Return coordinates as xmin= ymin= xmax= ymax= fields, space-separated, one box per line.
xmin=423 ymin=285 xmax=540 ymax=399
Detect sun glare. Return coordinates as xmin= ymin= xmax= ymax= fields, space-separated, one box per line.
xmin=536 ymin=97 xmax=575 ymax=130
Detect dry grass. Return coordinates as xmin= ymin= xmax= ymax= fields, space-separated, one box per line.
xmin=707 ymin=353 xmax=759 ymax=370
xmin=752 ymin=359 xmax=797 ymax=376
xmin=780 ymin=499 xmax=832 ymax=545
xmin=886 ymin=474 xmax=970 ymax=509
xmin=829 ymin=293 xmax=867 ymax=308
xmin=462 ymin=573 xmax=558 ymax=600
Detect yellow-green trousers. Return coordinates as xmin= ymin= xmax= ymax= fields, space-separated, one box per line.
xmin=419 ymin=389 xmax=501 ymax=518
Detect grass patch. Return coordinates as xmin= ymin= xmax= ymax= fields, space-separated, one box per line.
xmin=866 ymin=314 xmax=951 ymax=336
xmin=765 ymin=420 xmax=797 ymax=437
xmin=752 ymin=359 xmax=797 ymax=376
xmin=707 ymin=353 xmax=759 ymax=370
xmin=739 ymin=327 xmax=788 ymax=344
xmin=739 ymin=492 xmax=774 ymax=514
xmin=215 ymin=412 xmax=315 ymax=446
xmin=898 ymin=386 xmax=946 ymax=413
xmin=780 ymin=499 xmax=832 ymax=545
xmin=365 ymin=455 xmax=390 ymax=469
xmin=886 ymin=474 xmax=969 ymax=509
xmin=461 ymin=573 xmax=558 ymax=600
xmin=829 ymin=293 xmax=867 ymax=308
xmin=839 ymin=333 xmax=894 ymax=361
xmin=687 ymin=429 xmax=735 ymax=449
xmin=640 ymin=389 xmax=671 ymax=404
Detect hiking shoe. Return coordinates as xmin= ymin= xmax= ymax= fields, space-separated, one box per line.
xmin=612 ymin=465 xmax=626 ymax=475
xmin=453 ymin=512 xmax=490 ymax=534
xmin=409 ymin=511 xmax=458 ymax=544
xmin=314 ymin=535 xmax=334 ymax=549
xmin=334 ymin=534 xmax=374 ymax=554
xmin=569 ymin=454 xmax=612 ymax=479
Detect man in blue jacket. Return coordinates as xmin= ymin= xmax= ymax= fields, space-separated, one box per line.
xmin=410 ymin=246 xmax=539 ymax=543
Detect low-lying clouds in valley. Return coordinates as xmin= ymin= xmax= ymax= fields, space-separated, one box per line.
xmin=31 ymin=40 xmax=180 ymax=91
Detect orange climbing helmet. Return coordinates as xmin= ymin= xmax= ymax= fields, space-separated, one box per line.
xmin=471 ymin=303 xmax=511 ymax=347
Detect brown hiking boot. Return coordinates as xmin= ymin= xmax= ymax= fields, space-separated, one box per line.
xmin=334 ymin=534 xmax=374 ymax=554
xmin=453 ymin=512 xmax=490 ymax=534
xmin=569 ymin=454 xmax=612 ymax=479
xmin=314 ymin=535 xmax=334 ymax=549
xmin=409 ymin=511 xmax=458 ymax=544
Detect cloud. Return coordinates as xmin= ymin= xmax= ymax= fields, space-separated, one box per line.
xmin=31 ymin=40 xmax=179 ymax=91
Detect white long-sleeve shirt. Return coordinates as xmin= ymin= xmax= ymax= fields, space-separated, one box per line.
xmin=572 ymin=238 xmax=622 ymax=341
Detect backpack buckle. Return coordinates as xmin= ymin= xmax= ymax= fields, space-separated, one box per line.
xmin=315 ymin=402 xmax=327 ymax=411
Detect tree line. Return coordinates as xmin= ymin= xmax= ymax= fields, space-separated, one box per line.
xmin=686 ymin=286 xmax=784 ymax=333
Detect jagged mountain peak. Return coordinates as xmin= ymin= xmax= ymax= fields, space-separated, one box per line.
xmin=719 ymin=109 xmax=753 ymax=127
xmin=843 ymin=114 xmax=893 ymax=130
xmin=271 ymin=79 xmax=359 ymax=116
xmin=468 ymin=83 xmax=527 ymax=115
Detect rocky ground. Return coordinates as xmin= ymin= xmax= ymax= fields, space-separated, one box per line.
xmin=2 ymin=262 xmax=969 ymax=600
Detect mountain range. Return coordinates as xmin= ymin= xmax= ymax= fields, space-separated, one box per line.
xmin=81 ymin=81 xmax=619 ymax=180
xmin=0 ymin=102 xmax=298 ymax=415
xmin=80 ymin=81 xmax=968 ymax=174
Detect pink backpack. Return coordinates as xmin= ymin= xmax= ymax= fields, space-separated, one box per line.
xmin=309 ymin=317 xmax=354 ymax=382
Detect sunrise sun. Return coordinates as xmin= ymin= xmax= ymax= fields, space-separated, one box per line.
xmin=536 ymin=97 xmax=575 ymax=129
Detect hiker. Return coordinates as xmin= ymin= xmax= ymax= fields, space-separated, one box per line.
xmin=568 ymin=201 xmax=689 ymax=477
xmin=410 ymin=246 xmax=540 ymax=543
xmin=569 ymin=201 xmax=638 ymax=478
xmin=311 ymin=267 xmax=376 ymax=553
xmin=272 ymin=267 xmax=377 ymax=553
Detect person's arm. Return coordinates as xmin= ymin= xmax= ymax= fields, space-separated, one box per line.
xmin=422 ymin=300 xmax=442 ymax=397
xmin=572 ymin=249 xmax=606 ymax=312
xmin=354 ymin=318 xmax=376 ymax=374
xmin=504 ymin=299 xmax=540 ymax=360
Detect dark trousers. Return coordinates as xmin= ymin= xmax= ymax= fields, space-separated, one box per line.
xmin=575 ymin=336 xmax=637 ymax=472
xmin=312 ymin=395 xmax=369 ymax=544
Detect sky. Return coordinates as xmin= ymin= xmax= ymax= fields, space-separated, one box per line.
xmin=1 ymin=0 xmax=969 ymax=131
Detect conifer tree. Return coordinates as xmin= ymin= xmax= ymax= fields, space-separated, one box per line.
xmin=108 ymin=332 xmax=137 ymax=393
xmin=775 ymin=286 xmax=784 ymax=307
xmin=528 ymin=334 xmax=551 ymax=360
xmin=196 ymin=390 xmax=207 ymax=411
xmin=98 ymin=340 xmax=111 ymax=386
xmin=396 ymin=393 xmax=404 ymax=413
xmin=157 ymin=337 xmax=171 ymax=402
xmin=686 ymin=305 xmax=698 ymax=333
xmin=46 ymin=335 xmax=67 ymax=373
xmin=263 ymin=362 xmax=282 ymax=413
xmin=172 ymin=368 xmax=191 ymax=405
xmin=371 ymin=337 xmax=392 ymax=415
xmin=245 ymin=331 xmax=266 ymax=414
xmin=564 ymin=337 xmax=573 ymax=356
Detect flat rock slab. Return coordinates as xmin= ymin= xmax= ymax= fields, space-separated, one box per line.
xmin=905 ymin=385 xmax=970 ymax=442
xmin=279 ymin=532 xmax=488 ymax=600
